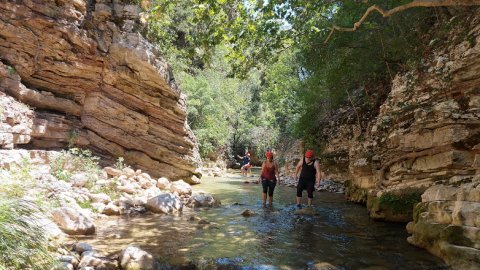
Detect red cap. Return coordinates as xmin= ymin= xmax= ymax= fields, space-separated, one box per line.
xmin=266 ymin=152 xmax=273 ymax=158
xmin=305 ymin=150 xmax=314 ymax=158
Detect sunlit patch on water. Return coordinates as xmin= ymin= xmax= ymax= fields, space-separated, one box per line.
xmin=77 ymin=172 xmax=449 ymax=269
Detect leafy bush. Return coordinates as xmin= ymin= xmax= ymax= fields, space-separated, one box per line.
xmin=92 ymin=178 xmax=122 ymax=201
xmin=114 ymin=157 xmax=126 ymax=170
xmin=0 ymin=199 xmax=56 ymax=269
xmin=50 ymin=148 xmax=100 ymax=182
xmin=379 ymin=189 xmax=423 ymax=214
xmin=0 ymin=157 xmax=34 ymax=198
xmin=6 ymin=65 xmax=15 ymax=75
xmin=77 ymin=200 xmax=93 ymax=210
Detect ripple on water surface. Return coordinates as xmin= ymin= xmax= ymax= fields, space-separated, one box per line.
xmin=77 ymin=172 xmax=449 ymax=269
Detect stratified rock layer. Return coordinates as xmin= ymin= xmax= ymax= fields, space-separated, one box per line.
xmin=0 ymin=1 xmax=200 ymax=182
xmin=314 ymin=11 xmax=480 ymax=269
xmin=406 ymin=182 xmax=480 ymax=270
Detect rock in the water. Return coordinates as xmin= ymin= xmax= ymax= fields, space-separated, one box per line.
xmin=241 ymin=209 xmax=256 ymax=217
xmin=119 ymin=246 xmax=156 ymax=270
xmin=294 ymin=207 xmax=319 ymax=216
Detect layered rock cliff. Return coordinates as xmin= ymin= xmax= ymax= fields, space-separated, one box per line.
xmin=309 ymin=10 xmax=480 ymax=269
xmin=0 ymin=0 xmax=201 ymax=182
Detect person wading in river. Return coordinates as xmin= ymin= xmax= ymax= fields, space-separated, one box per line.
xmin=258 ymin=151 xmax=280 ymax=207
xmin=237 ymin=152 xmax=252 ymax=177
xmin=294 ymin=149 xmax=321 ymax=208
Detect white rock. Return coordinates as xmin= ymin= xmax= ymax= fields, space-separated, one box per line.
xmin=51 ymin=207 xmax=95 ymax=235
xmin=103 ymin=167 xmax=122 ymax=177
xmin=146 ymin=193 xmax=183 ymax=214
xmin=188 ymin=191 xmax=220 ymax=207
xmin=119 ymin=246 xmax=155 ymax=270
xmin=103 ymin=203 xmax=122 ymax=215
xmin=156 ymin=177 xmax=170 ymax=190
xmin=169 ymin=180 xmax=192 ymax=196
xmin=88 ymin=193 xmax=111 ymax=204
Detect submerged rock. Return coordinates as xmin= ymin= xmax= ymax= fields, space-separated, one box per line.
xmin=241 ymin=209 xmax=256 ymax=217
xmin=294 ymin=207 xmax=319 ymax=216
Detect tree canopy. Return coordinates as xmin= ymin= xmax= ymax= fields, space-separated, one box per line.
xmin=141 ymin=0 xmax=478 ymax=161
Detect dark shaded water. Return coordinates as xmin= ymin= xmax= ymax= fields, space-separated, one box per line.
xmin=79 ymin=171 xmax=448 ymax=269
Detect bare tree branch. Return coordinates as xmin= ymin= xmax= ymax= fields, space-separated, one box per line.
xmin=324 ymin=0 xmax=480 ymax=44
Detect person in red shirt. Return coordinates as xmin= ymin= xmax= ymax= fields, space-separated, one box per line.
xmin=257 ymin=151 xmax=280 ymax=206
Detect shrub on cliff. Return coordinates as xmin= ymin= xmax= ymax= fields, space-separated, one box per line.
xmin=379 ymin=188 xmax=423 ymax=214
xmin=50 ymin=148 xmax=100 ymax=186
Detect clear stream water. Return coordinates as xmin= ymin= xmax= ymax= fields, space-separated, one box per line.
xmin=78 ymin=170 xmax=448 ymax=270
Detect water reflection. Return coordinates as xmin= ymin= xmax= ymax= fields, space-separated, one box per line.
xmin=77 ymin=171 xmax=448 ymax=269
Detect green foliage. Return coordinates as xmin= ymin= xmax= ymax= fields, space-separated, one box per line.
xmin=11 ymin=157 xmax=33 ymax=182
xmin=6 ymin=65 xmax=15 ymax=75
xmin=141 ymin=0 xmax=466 ymax=160
xmin=92 ymin=181 xmax=121 ymax=201
xmin=345 ymin=180 xmax=368 ymax=204
xmin=77 ymin=200 xmax=93 ymax=210
xmin=50 ymin=148 xmax=100 ymax=182
xmin=114 ymin=157 xmax=126 ymax=170
xmin=178 ymin=46 xmax=260 ymax=157
xmin=0 ymin=158 xmax=33 ymax=198
xmin=287 ymin=1 xmax=438 ymax=143
xmin=261 ymin=50 xmax=302 ymax=137
xmin=0 ymin=199 xmax=57 ymax=269
xmin=379 ymin=189 xmax=423 ymax=214
xmin=68 ymin=129 xmax=78 ymax=148
xmin=145 ymin=0 xmax=243 ymax=69
xmin=219 ymin=0 xmax=451 ymax=147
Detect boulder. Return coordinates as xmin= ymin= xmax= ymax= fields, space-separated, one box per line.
xmin=188 ymin=191 xmax=220 ymax=208
xmin=51 ymin=207 xmax=95 ymax=235
xmin=169 ymin=180 xmax=192 ymax=195
xmin=146 ymin=193 xmax=183 ymax=214
xmin=119 ymin=246 xmax=156 ymax=270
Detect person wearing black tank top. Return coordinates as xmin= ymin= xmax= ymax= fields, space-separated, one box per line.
xmin=294 ymin=149 xmax=321 ymax=208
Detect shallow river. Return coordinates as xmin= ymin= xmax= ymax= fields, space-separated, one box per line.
xmin=78 ymin=171 xmax=448 ymax=269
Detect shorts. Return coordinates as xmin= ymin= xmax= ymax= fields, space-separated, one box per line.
xmin=261 ymin=178 xmax=276 ymax=196
xmin=296 ymin=178 xmax=315 ymax=198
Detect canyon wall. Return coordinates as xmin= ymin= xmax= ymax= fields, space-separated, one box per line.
xmin=0 ymin=0 xmax=201 ymax=182
xmin=274 ymin=10 xmax=480 ymax=269
xmin=314 ymin=11 xmax=480 ymax=269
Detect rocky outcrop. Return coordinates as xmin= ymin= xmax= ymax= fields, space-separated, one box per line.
xmin=0 ymin=1 xmax=200 ymax=182
xmin=313 ymin=11 xmax=480 ymax=269
xmin=406 ymin=182 xmax=480 ymax=270
xmin=349 ymin=11 xmax=480 ymax=219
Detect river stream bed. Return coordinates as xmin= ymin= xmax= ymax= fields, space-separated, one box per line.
xmin=77 ymin=172 xmax=448 ymax=270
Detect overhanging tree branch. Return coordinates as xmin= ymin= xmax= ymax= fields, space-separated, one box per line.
xmin=324 ymin=0 xmax=480 ymax=44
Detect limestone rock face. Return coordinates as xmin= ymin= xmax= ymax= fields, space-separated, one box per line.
xmin=0 ymin=87 xmax=34 ymax=149
xmin=406 ymin=181 xmax=480 ymax=270
xmin=0 ymin=0 xmax=200 ymax=182
xmin=292 ymin=10 xmax=480 ymax=268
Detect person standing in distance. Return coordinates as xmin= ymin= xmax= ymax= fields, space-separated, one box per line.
xmin=294 ymin=149 xmax=321 ymax=208
xmin=237 ymin=152 xmax=252 ymax=177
